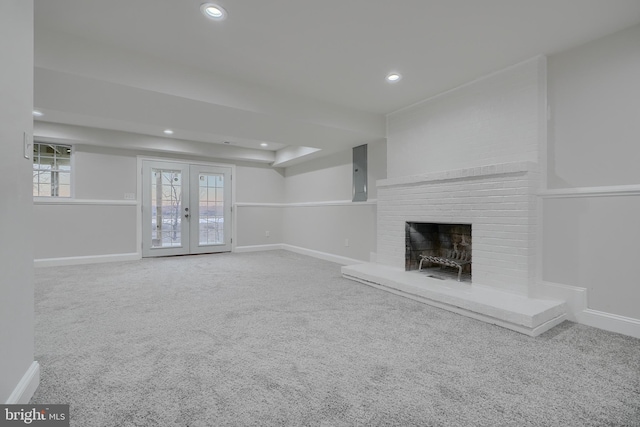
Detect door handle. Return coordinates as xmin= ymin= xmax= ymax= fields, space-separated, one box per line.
xmin=185 ymin=207 xmax=189 ymax=219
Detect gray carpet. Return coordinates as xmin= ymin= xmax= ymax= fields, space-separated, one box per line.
xmin=31 ymin=250 xmax=640 ymax=426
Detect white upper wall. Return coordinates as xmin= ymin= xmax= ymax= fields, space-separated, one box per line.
xmin=285 ymin=151 xmax=352 ymax=203
xmin=236 ymin=165 xmax=285 ymax=203
xmin=284 ymin=139 xmax=386 ymax=203
xmin=73 ymin=147 xmax=137 ymax=200
xmin=547 ymin=23 xmax=640 ymax=188
xmin=386 ymin=57 xmax=545 ymax=178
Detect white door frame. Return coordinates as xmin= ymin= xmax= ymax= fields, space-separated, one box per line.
xmin=136 ymin=156 xmax=236 ymax=257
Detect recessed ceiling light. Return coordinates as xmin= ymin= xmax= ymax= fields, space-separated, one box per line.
xmin=32 ymin=110 xmax=44 ymax=117
xmin=386 ymin=73 xmax=402 ymax=83
xmin=201 ymin=3 xmax=227 ymax=20
xmin=163 ymin=129 xmax=174 ymax=135
xmin=260 ymin=143 xmax=268 ymax=147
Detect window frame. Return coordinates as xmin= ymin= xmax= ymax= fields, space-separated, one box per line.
xmin=32 ymin=141 xmax=74 ymax=199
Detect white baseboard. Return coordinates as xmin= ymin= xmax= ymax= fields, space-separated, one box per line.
xmin=534 ymin=281 xmax=587 ymax=322
xmin=281 ymin=244 xmax=364 ymax=266
xmin=5 ymin=362 xmax=40 ymax=404
xmin=234 ymin=244 xmax=285 ymax=253
xmin=576 ymin=309 xmax=640 ymax=339
xmin=34 ymin=252 xmax=141 ymax=268
xmin=234 ymin=243 xmax=365 ymax=266
xmin=536 ymin=281 xmax=640 ymax=338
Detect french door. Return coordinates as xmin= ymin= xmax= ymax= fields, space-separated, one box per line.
xmin=142 ymin=160 xmax=232 ymax=257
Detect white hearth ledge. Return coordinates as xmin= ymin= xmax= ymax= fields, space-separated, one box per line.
xmin=377 ymin=161 xmax=537 ymax=188
xmin=342 ymin=262 xmax=567 ymax=337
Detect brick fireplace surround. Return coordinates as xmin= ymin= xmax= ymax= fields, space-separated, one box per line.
xmin=342 ymin=161 xmax=567 ymax=336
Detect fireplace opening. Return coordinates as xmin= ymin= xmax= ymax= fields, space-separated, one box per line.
xmin=405 ymin=222 xmax=472 ymax=282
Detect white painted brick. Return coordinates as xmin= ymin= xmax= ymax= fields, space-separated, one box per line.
xmin=377 ymin=161 xmax=538 ymax=293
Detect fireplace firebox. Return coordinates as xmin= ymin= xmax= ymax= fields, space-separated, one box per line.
xmin=405 ymin=222 xmax=472 ymax=281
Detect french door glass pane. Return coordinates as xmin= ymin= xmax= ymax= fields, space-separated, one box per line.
xmin=151 ymin=169 xmax=183 ymax=248
xmin=198 ymin=173 xmax=224 ymax=245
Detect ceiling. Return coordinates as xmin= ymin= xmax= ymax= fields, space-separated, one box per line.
xmin=33 ymin=0 xmax=640 ymax=165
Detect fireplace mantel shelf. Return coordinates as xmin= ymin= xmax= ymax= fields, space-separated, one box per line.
xmin=342 ymin=262 xmax=566 ymax=337
xmin=377 ymin=161 xmax=537 ymax=189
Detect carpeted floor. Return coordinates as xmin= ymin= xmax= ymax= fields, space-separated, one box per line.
xmin=30 ymin=250 xmax=640 ymax=426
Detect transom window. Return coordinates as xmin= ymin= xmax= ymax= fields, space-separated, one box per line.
xmin=33 ymin=143 xmax=72 ymax=197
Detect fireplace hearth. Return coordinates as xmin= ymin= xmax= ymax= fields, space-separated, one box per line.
xmin=343 ymin=162 xmax=568 ymax=336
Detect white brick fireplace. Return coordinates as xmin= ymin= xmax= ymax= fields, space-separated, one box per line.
xmin=378 ymin=161 xmax=538 ymax=295
xmin=342 ymin=161 xmax=567 ymax=336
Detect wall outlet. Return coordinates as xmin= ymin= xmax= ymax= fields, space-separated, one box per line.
xmin=344 ymin=238 xmax=349 ymax=247
xmin=124 ymin=193 xmax=136 ymax=200
xmin=265 ymin=230 xmax=270 ymax=237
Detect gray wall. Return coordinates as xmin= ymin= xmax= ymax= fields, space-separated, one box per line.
xmin=33 ymin=146 xmax=138 ymax=259
xmin=0 ymin=0 xmax=36 ymax=402
xmin=282 ymin=204 xmax=376 ymax=261
xmin=33 ymin=203 xmax=138 ymax=259
xmin=235 ymin=164 xmax=284 ymax=247
xmin=282 ymin=140 xmax=386 ymax=261
xmin=33 ymin=137 xmax=385 ymax=264
xmin=544 ymin=24 xmax=640 ymax=319
xmin=32 ymin=144 xmax=287 ymax=259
